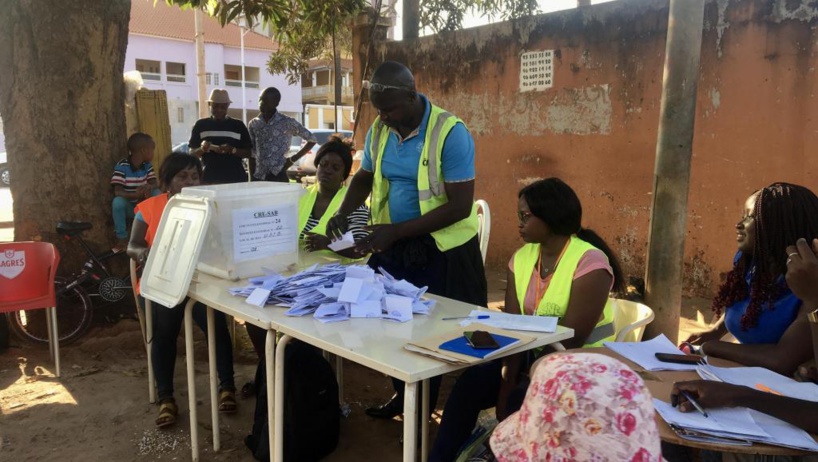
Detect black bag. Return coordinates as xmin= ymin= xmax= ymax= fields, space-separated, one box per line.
xmin=245 ymin=341 xmax=340 ymax=462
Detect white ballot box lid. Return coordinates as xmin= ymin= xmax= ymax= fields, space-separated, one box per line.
xmin=140 ymin=193 xmax=212 ymax=308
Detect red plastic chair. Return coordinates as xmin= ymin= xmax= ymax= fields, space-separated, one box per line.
xmin=0 ymin=241 xmax=61 ymax=377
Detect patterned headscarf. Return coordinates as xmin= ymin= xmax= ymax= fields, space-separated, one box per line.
xmin=490 ymin=352 xmax=663 ymax=462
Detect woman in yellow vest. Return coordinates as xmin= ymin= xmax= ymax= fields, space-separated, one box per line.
xmin=299 ymin=136 xmax=369 ymax=261
xmin=431 ymin=177 xmax=625 ymax=462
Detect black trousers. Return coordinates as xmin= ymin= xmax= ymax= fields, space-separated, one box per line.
xmin=367 ymin=234 xmax=488 ymax=414
xmin=140 ymin=296 xmax=235 ymax=402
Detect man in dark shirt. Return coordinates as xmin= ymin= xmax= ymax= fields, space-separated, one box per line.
xmin=189 ymin=89 xmax=252 ymax=184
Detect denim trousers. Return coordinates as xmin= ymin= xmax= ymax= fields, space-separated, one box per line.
xmin=112 ymin=196 xmax=136 ymax=239
xmin=140 ymin=296 xmax=235 ymax=402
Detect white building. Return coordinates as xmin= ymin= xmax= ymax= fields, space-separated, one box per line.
xmin=126 ymin=0 xmax=303 ymax=145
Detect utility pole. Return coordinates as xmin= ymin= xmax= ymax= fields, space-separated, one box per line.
xmin=194 ymin=9 xmax=207 ymax=118
xmin=240 ymin=16 xmax=247 ymax=124
xmin=643 ymin=0 xmax=706 ymax=343
xmin=403 ymin=0 xmax=419 ymax=39
xmin=332 ymin=23 xmax=343 ymax=130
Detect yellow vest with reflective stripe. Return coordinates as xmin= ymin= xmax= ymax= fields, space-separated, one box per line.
xmin=369 ymin=104 xmax=478 ymax=252
xmin=297 ymin=184 xmax=360 ymax=263
xmin=512 ymin=236 xmax=615 ymax=347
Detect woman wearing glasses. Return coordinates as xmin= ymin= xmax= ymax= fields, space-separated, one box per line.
xmin=430 ymin=177 xmax=625 ymax=462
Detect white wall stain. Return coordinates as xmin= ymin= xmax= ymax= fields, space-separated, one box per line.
xmin=772 ymin=0 xmax=818 ymax=22
xmin=438 ymin=85 xmax=612 ymax=137
xmin=710 ymin=87 xmax=721 ymax=111
xmin=716 ymin=0 xmax=731 ymax=58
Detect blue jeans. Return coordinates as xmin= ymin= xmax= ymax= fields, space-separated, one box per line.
xmin=112 ymin=196 xmax=136 ymax=239
xmin=139 ymin=296 xmax=235 ymax=402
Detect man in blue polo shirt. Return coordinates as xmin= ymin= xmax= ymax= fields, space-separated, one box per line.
xmin=327 ymin=61 xmax=487 ymax=424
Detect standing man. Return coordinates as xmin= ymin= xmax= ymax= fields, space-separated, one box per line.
xmin=189 ymin=89 xmax=252 ymax=184
xmin=248 ymin=87 xmax=317 ymax=182
xmin=327 ymin=61 xmax=488 ymax=421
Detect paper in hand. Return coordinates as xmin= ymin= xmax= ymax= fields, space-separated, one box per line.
xmin=328 ymin=231 xmax=356 ymax=251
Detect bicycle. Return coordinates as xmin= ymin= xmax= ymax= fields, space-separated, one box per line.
xmin=6 ymin=221 xmax=133 ymax=345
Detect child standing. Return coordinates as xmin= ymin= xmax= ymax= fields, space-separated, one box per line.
xmin=111 ymin=132 xmax=158 ymax=252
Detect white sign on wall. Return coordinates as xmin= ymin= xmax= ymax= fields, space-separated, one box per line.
xmin=520 ymin=50 xmax=554 ymax=92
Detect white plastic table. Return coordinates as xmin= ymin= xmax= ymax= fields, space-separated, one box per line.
xmin=184 ymin=271 xmax=574 ymax=462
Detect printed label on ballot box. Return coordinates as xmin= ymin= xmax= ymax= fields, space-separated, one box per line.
xmin=232 ymin=204 xmax=297 ymax=262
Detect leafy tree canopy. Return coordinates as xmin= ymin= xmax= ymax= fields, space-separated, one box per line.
xmin=165 ymin=0 xmax=540 ymax=83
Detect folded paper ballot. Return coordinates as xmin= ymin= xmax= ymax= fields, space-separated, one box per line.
xmin=404 ymin=324 xmax=535 ymax=365
xmin=328 ymin=231 xmax=356 ymax=251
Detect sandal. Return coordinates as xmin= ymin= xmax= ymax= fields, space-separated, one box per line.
xmin=155 ymin=398 xmax=178 ymax=428
xmin=218 ymin=389 xmax=238 ymax=414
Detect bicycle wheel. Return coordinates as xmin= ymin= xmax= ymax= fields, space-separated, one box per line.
xmin=7 ymin=277 xmax=93 ymax=346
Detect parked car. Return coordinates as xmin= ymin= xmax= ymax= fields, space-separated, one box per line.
xmin=172 ymin=142 xmax=190 ymax=154
xmin=287 ymin=129 xmax=353 ymax=182
xmin=0 ymin=151 xmax=8 ymax=187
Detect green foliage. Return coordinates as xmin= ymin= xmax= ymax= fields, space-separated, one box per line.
xmin=165 ymin=0 xmax=541 ymax=83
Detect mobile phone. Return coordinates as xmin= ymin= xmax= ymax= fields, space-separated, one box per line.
xmin=464 ymin=331 xmax=499 ymax=349
xmin=654 ymin=352 xmax=703 ymax=364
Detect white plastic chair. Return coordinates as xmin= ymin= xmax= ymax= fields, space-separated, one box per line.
xmin=610 ymin=298 xmax=655 ymax=343
xmin=475 ymin=199 xmax=491 ymax=264
xmin=130 ymin=259 xmax=156 ymax=403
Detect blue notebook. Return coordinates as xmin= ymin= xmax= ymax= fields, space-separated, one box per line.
xmin=439 ymin=333 xmax=521 ymax=359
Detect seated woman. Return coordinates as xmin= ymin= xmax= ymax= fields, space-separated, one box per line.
xmin=686 ymin=183 xmax=818 ymax=376
xmin=299 ymin=136 xmax=369 ymax=261
xmin=491 ymin=353 xmax=663 ymax=462
xmin=127 ymin=153 xmax=236 ymax=428
xmin=430 ymin=177 xmax=625 ymax=462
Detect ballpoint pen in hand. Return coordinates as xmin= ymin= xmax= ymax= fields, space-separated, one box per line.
xmin=679 ymin=390 xmax=709 ymax=418
xmin=441 ymin=315 xmax=490 ymax=321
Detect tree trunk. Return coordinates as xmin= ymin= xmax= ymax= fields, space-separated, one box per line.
xmin=0 ymin=1 xmax=131 ymax=269
xmin=333 ymin=24 xmax=343 ymax=131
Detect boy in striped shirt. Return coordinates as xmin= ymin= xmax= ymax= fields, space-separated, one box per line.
xmin=111 ymin=132 xmax=158 ymax=251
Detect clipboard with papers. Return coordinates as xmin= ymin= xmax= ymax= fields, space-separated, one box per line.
xmin=404 ymin=324 xmax=535 ymax=365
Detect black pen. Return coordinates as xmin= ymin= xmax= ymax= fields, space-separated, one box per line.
xmin=680 ymin=390 xmax=709 ymax=418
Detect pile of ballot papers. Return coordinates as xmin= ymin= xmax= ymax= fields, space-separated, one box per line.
xmin=228 ymin=263 xmax=435 ymax=323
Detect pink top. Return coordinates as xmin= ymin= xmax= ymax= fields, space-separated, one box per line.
xmin=508 ymin=248 xmax=613 ymax=315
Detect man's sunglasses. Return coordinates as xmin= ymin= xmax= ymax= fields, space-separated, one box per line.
xmin=362 ymin=80 xmax=412 ymax=93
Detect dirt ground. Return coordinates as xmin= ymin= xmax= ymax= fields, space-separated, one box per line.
xmin=0 ymin=269 xmax=715 ymax=461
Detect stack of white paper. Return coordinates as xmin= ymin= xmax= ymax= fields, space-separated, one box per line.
xmin=698 ymin=365 xmax=818 ymax=402
xmin=654 ymin=400 xmax=818 ymax=451
xmin=604 ymin=334 xmax=699 ymax=371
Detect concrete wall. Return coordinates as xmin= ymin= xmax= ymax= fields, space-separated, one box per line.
xmin=353 ymin=0 xmax=818 ymax=296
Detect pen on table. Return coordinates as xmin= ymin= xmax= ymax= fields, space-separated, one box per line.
xmin=679 ymin=390 xmax=709 ymax=418
xmin=441 ymin=315 xmax=490 ymax=321
xmin=755 ymin=383 xmax=783 ymax=395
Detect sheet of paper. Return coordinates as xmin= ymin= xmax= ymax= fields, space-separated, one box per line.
xmin=232 ymin=203 xmax=297 ymax=263
xmin=317 ymin=285 xmax=342 ymax=299
xmin=346 ymin=265 xmax=375 ymax=282
xmin=314 ymin=302 xmax=349 ymax=323
xmin=653 ymin=400 xmax=770 ymax=439
xmin=245 ymin=287 xmax=271 ymax=307
xmin=459 ymin=310 xmax=557 ymax=333
xmin=705 ymin=366 xmax=818 ymax=402
xmin=350 ymin=300 xmax=383 ymax=318
xmin=604 ymin=334 xmax=698 ymax=371
xmin=748 ymin=409 xmax=818 ymax=451
xmin=383 ymin=295 xmax=413 ymax=323
xmin=337 ymin=278 xmax=364 ymax=304
xmin=328 ymin=231 xmax=356 ymax=251
xmin=412 ymin=299 xmax=435 ymax=315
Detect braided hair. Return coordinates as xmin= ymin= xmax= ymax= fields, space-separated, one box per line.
xmin=712 ymin=183 xmax=818 ymax=330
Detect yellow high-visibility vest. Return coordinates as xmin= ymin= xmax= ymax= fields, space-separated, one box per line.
xmin=512 ymin=235 xmax=615 ymax=346
xmin=368 ymin=104 xmax=478 ymax=252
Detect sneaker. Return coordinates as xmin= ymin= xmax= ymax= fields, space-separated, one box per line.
xmin=112 ymin=239 xmax=128 ymax=253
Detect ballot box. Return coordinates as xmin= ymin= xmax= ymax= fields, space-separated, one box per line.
xmin=140 ymin=182 xmax=304 ymax=307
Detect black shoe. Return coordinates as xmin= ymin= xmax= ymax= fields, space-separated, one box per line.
xmin=365 ymin=395 xmax=403 ymax=419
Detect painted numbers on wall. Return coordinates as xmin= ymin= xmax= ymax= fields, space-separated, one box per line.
xmin=520 ymin=50 xmax=554 ymax=92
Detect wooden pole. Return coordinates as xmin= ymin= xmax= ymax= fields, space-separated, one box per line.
xmin=643 ymin=0 xmax=706 ymax=343
xmin=194 ymin=9 xmax=208 ymax=118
